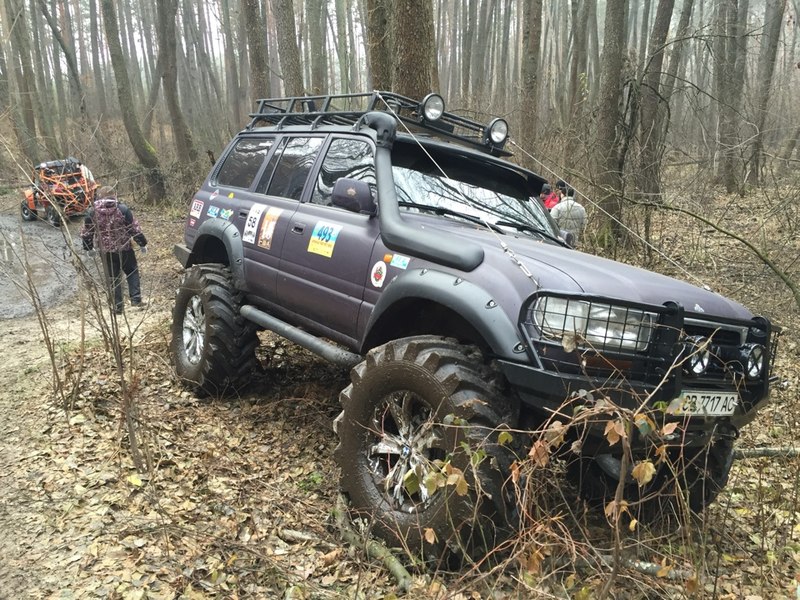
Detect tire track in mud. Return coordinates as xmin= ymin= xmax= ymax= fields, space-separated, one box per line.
xmin=0 ymin=211 xmax=85 ymax=319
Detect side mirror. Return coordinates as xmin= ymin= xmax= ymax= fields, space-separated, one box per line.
xmin=560 ymin=229 xmax=575 ymax=247
xmin=331 ymin=178 xmax=376 ymax=215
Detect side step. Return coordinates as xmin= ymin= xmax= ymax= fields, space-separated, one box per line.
xmin=240 ymin=305 xmax=362 ymax=368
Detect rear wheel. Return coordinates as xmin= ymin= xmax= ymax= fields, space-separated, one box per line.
xmin=44 ymin=203 xmax=61 ymax=227
xmin=170 ymin=263 xmax=259 ymax=396
xmin=334 ymin=336 xmax=519 ymax=563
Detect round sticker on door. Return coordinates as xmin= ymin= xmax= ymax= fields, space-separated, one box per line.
xmin=370 ymin=261 xmax=387 ymax=288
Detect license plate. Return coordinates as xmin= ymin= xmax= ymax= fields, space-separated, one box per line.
xmin=667 ymin=390 xmax=739 ymax=416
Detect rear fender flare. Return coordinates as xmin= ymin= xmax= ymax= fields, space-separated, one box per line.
xmin=363 ymin=268 xmax=524 ymax=360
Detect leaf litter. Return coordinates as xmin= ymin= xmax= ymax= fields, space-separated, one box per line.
xmin=0 ymin=191 xmax=798 ymax=598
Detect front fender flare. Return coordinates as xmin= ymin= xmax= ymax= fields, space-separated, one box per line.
xmin=190 ymin=219 xmax=247 ymax=290
xmin=363 ymin=268 xmax=525 ymax=360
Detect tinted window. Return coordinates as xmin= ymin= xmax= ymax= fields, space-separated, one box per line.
xmin=266 ymin=137 xmax=325 ymax=200
xmin=311 ymin=138 xmax=375 ymax=206
xmin=215 ymin=137 xmax=274 ymax=189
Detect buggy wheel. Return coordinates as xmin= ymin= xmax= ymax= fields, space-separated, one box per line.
xmin=20 ymin=202 xmax=37 ymax=221
xmin=334 ymin=336 xmax=519 ymax=563
xmin=170 ymin=263 xmax=259 ymax=396
xmin=44 ymin=203 xmax=61 ymax=227
xmin=566 ymin=438 xmax=734 ymax=518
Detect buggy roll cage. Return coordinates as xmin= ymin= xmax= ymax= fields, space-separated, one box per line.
xmin=246 ymin=91 xmax=513 ymax=157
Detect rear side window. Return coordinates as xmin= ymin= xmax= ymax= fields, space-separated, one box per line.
xmin=215 ymin=137 xmax=275 ymax=189
xmin=265 ymin=137 xmax=325 ymax=200
xmin=311 ymin=138 xmax=375 ymax=206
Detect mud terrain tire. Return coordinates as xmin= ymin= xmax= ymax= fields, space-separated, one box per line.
xmin=44 ymin=203 xmax=61 ymax=227
xmin=171 ymin=263 xmax=259 ymax=396
xmin=334 ymin=336 xmax=519 ymax=562
xmin=20 ymin=202 xmax=37 ymax=221
xmin=566 ymin=438 xmax=734 ymax=516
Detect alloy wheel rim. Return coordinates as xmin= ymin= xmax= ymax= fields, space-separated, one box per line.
xmin=182 ymin=295 xmax=206 ymax=365
xmin=368 ymin=390 xmax=446 ymax=513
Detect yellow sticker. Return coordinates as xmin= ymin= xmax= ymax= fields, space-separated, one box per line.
xmin=307 ymin=222 xmax=342 ymax=258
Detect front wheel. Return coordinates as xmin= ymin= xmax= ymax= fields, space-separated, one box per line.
xmin=334 ymin=336 xmax=519 ymax=562
xmin=20 ymin=202 xmax=37 ymax=221
xmin=566 ymin=438 xmax=735 ymax=517
xmin=170 ymin=263 xmax=259 ymax=396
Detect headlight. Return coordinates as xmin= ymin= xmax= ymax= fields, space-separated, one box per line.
xmin=530 ymin=296 xmax=656 ymax=353
xmin=740 ymin=343 xmax=765 ymax=379
xmin=420 ymin=94 xmax=445 ymax=121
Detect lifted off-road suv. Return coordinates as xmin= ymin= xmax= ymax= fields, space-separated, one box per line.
xmin=172 ymin=91 xmax=777 ymax=557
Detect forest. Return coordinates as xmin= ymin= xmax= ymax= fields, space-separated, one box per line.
xmin=0 ymin=0 xmax=799 ymax=598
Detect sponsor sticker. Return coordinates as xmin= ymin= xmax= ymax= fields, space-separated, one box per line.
xmin=209 ymin=189 xmax=220 ymax=202
xmin=242 ymin=204 xmax=267 ymax=244
xmin=219 ymin=208 xmax=234 ymax=220
xmin=190 ymin=199 xmax=204 ymax=218
xmin=207 ymin=205 xmax=220 ymax=218
xmin=228 ymin=192 xmax=235 ymax=198
xmin=257 ymin=207 xmax=283 ymax=250
xmin=370 ymin=261 xmax=387 ymax=288
xmin=188 ymin=217 xmax=197 ymax=227
xmin=307 ymin=222 xmax=342 ymax=258
xmin=390 ymin=254 xmax=410 ymax=270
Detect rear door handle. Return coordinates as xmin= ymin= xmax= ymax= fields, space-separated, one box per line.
xmin=292 ymin=223 xmax=306 ymax=234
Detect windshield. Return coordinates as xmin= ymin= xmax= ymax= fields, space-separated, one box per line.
xmin=391 ymin=154 xmax=557 ymax=240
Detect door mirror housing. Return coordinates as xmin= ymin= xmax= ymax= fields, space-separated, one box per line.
xmin=331 ymin=178 xmax=376 ymax=215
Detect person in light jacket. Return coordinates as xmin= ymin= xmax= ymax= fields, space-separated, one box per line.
xmin=550 ymin=187 xmax=587 ymax=245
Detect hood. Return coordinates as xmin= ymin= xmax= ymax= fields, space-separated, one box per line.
xmin=417 ymin=216 xmax=754 ymax=321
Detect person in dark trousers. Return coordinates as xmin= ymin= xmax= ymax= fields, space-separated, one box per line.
xmin=80 ymin=186 xmax=148 ymax=314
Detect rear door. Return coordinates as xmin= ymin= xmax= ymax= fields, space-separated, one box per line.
xmin=277 ymin=136 xmax=379 ymax=343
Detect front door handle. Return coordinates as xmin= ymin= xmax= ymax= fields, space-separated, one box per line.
xmin=292 ymin=223 xmax=306 ymax=234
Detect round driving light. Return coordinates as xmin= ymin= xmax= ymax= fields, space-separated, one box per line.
xmin=740 ymin=343 xmax=765 ymax=379
xmin=420 ymin=94 xmax=445 ymax=121
xmin=685 ymin=335 xmax=711 ymax=376
xmin=486 ymin=118 xmax=509 ymax=145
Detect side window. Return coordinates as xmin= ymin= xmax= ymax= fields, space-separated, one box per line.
xmin=214 ymin=137 xmax=274 ymax=189
xmin=311 ymin=139 xmax=376 ymax=206
xmin=265 ymin=137 xmax=325 ymax=201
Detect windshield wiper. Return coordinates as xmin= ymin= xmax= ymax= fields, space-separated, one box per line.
xmin=398 ymin=201 xmax=505 ymax=234
xmin=495 ymin=220 xmax=570 ymax=247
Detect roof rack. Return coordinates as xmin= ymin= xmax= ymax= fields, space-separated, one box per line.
xmin=246 ymin=91 xmax=511 ymax=156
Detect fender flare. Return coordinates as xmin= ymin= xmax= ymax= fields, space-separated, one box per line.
xmin=189 ymin=219 xmax=247 ymax=290
xmin=363 ymin=268 xmax=524 ymax=360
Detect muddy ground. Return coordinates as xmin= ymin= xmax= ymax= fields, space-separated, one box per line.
xmin=0 ymin=188 xmax=798 ymax=599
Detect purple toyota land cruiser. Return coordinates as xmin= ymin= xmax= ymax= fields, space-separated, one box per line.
xmin=171 ymin=92 xmax=778 ymax=558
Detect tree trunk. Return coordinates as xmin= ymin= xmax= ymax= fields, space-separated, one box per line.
xmin=89 ymin=0 xmax=107 ymax=116
xmin=334 ymin=0 xmax=350 ymax=93
xmin=637 ymin=0 xmax=675 ymax=202
xmin=305 ymin=0 xmax=326 ymax=94
xmin=100 ymin=0 xmax=166 ymax=201
xmin=272 ymin=0 xmax=305 ymax=95
xmin=594 ymin=0 xmax=628 ymax=241
xmin=366 ymin=0 xmax=391 ymax=90
xmin=392 ymin=0 xmax=435 ymax=99
xmin=747 ymin=0 xmax=787 ymax=183
xmin=157 ymin=0 xmax=197 ymax=165
xmin=38 ymin=0 xmax=88 ymax=124
xmin=519 ymin=0 xmax=542 ymax=169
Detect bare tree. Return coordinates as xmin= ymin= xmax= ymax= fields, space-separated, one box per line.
xmin=366 ymin=0 xmax=391 ymax=89
xmin=272 ymin=0 xmax=305 ymax=95
xmin=392 ymin=0 xmax=435 ymax=98
xmin=747 ymin=0 xmax=787 ymax=183
xmin=100 ymin=0 xmax=166 ymax=201
xmin=156 ymin=0 xmax=198 ymax=165
xmin=594 ymin=0 xmax=628 ymax=240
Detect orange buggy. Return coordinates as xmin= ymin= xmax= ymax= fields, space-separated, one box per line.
xmin=21 ymin=157 xmax=98 ymax=226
